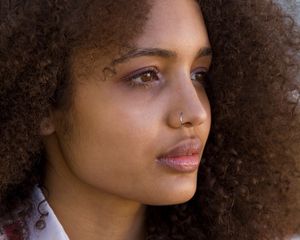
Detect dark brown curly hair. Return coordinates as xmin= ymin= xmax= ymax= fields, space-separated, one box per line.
xmin=0 ymin=0 xmax=299 ymax=239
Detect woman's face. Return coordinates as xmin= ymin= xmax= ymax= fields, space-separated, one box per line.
xmin=46 ymin=0 xmax=212 ymax=205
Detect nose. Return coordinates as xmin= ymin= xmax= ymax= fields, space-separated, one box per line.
xmin=167 ymin=78 xmax=209 ymax=129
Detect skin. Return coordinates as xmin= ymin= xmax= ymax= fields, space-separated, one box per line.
xmin=40 ymin=0 xmax=212 ymax=239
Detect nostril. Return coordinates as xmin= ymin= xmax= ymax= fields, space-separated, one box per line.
xmin=182 ymin=122 xmax=193 ymax=128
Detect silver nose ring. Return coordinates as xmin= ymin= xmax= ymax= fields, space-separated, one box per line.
xmin=179 ymin=112 xmax=184 ymax=126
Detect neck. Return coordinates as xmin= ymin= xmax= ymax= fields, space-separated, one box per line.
xmin=42 ymin=161 xmax=146 ymax=240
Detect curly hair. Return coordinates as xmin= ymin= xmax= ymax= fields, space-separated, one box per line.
xmin=0 ymin=0 xmax=299 ymax=239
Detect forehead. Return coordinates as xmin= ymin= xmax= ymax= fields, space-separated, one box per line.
xmin=135 ymin=0 xmax=210 ymax=49
xmin=70 ymin=0 xmax=210 ymax=82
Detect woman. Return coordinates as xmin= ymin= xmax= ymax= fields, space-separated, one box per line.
xmin=0 ymin=0 xmax=299 ymax=239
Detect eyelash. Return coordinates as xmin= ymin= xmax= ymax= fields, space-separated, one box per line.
xmin=124 ymin=67 xmax=161 ymax=89
xmin=124 ymin=66 xmax=209 ymax=89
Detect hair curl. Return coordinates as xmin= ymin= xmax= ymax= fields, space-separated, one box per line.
xmin=0 ymin=0 xmax=299 ymax=239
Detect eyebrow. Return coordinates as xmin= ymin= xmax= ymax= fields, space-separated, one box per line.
xmin=111 ymin=47 xmax=212 ymax=66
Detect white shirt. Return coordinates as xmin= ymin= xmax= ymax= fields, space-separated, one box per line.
xmin=26 ymin=185 xmax=70 ymax=240
xmin=0 ymin=185 xmax=69 ymax=240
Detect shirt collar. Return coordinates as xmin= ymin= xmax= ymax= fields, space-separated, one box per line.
xmin=26 ymin=185 xmax=69 ymax=240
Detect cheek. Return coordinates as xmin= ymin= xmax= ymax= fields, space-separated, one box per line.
xmin=58 ymin=95 xmax=161 ymax=195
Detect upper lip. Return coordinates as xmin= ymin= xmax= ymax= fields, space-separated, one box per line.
xmin=158 ymin=137 xmax=202 ymax=158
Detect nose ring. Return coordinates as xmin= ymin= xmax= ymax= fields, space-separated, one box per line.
xmin=179 ymin=112 xmax=184 ymax=127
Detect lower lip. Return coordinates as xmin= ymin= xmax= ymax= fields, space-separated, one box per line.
xmin=156 ymin=154 xmax=200 ymax=173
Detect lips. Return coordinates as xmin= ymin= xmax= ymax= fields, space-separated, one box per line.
xmin=157 ymin=137 xmax=202 ymax=158
xmin=156 ymin=137 xmax=202 ymax=173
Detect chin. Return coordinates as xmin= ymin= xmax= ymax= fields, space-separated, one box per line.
xmin=166 ymin=189 xmax=197 ymax=205
xmin=145 ymin=182 xmax=197 ymax=206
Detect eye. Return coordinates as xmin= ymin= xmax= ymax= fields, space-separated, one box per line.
xmin=124 ymin=67 xmax=161 ymax=89
xmin=191 ymin=68 xmax=209 ymax=88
